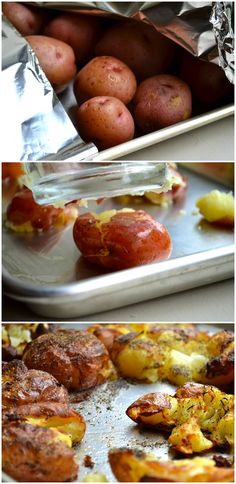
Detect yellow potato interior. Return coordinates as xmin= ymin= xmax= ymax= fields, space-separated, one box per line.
xmin=196 ymin=190 xmax=234 ymax=223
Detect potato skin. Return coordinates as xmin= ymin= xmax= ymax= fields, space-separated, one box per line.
xmin=74 ymin=56 xmax=137 ymax=104
xmin=180 ymin=52 xmax=233 ymax=108
xmin=44 ymin=13 xmax=102 ymax=63
xmin=26 ymin=35 xmax=77 ymax=92
xmin=2 ymin=360 xmax=69 ymax=407
xmin=23 ymin=330 xmax=114 ymax=391
xmin=95 ymin=20 xmax=175 ymax=80
xmin=2 ymin=2 xmax=49 ymax=36
xmin=73 ymin=209 xmax=172 ymax=270
xmin=75 ymin=96 xmax=135 ymax=150
xmin=134 ymin=74 xmax=192 ymax=132
xmin=109 ymin=448 xmax=234 ymax=482
xmin=2 ymin=422 xmax=78 ymax=482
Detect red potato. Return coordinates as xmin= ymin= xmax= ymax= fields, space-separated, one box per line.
xmin=75 ymin=96 xmax=135 ymax=150
xmin=2 ymin=2 xmax=50 ymax=36
xmin=26 ymin=35 xmax=77 ymax=92
xmin=95 ymin=20 xmax=175 ymax=80
xmin=134 ymin=74 xmax=192 ymax=133
xmin=73 ymin=209 xmax=172 ymax=270
xmin=6 ymin=187 xmax=77 ymax=232
xmin=44 ymin=13 xmax=102 ymax=63
xmin=180 ymin=52 xmax=233 ymax=108
xmin=74 ymin=56 xmax=137 ymax=105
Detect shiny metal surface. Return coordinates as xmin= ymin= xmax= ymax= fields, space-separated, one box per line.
xmin=2 ymin=323 xmax=234 ymax=482
xmin=2 ymin=167 xmax=234 ymax=319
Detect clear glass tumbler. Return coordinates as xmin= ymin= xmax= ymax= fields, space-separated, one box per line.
xmin=23 ymin=162 xmax=172 ymax=205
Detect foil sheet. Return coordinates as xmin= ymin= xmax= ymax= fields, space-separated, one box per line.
xmin=210 ymin=2 xmax=234 ymax=83
xmin=1 ymin=2 xmax=234 ymax=161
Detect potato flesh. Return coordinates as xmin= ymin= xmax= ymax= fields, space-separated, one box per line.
xmin=26 ymin=416 xmax=85 ymax=445
xmin=196 ymin=190 xmax=234 ymax=223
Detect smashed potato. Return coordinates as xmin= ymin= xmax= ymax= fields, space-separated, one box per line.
xmin=109 ymin=448 xmax=234 ymax=482
xmin=73 ymin=209 xmax=172 ymax=270
xmin=23 ymin=329 xmax=116 ymax=391
xmin=196 ymin=190 xmax=234 ymax=226
xmin=2 ymin=422 xmax=78 ymax=482
xmin=109 ymin=325 xmax=234 ymax=387
xmin=6 ymin=187 xmax=78 ymax=232
xmin=2 ymin=323 xmax=58 ymax=361
xmin=2 ymin=359 xmax=68 ymax=407
xmin=127 ymin=383 xmax=234 ymax=454
xmin=2 ymin=402 xmax=86 ymax=445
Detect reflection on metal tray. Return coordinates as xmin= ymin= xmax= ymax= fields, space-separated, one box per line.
xmin=2 ymin=166 xmax=234 ymax=319
xmin=2 ymin=322 xmax=234 ymax=483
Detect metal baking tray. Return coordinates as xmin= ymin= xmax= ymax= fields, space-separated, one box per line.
xmin=2 ymin=164 xmax=234 ymax=319
xmin=2 ymin=322 xmax=234 ymax=482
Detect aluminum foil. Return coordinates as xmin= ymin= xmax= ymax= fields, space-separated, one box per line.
xmin=1 ymin=18 xmax=98 ymax=161
xmin=1 ymin=2 xmax=234 ymax=161
xmin=210 ymin=2 xmax=234 ymax=83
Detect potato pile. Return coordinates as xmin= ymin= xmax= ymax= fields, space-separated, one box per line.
xmin=3 ymin=2 xmax=233 ymax=149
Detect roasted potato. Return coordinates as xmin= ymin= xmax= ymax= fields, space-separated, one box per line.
xmin=2 ymin=162 xmax=24 ymax=181
xmin=110 ymin=327 xmax=234 ymax=387
xmin=95 ymin=20 xmax=175 ymax=80
xmin=2 ymin=323 xmax=58 ymax=361
xmin=26 ymin=35 xmax=77 ymax=92
xmin=6 ymin=187 xmax=78 ymax=232
xmin=74 ymin=56 xmax=137 ymax=105
xmin=126 ymin=383 xmax=234 ymax=454
xmin=2 ymin=402 xmax=86 ymax=445
xmin=2 ymin=422 xmax=78 ymax=482
xmin=196 ymin=190 xmax=234 ymax=227
xmin=133 ymin=75 xmax=192 ymax=133
xmin=23 ymin=329 xmax=116 ymax=391
xmin=75 ymin=95 xmax=135 ymax=150
xmin=2 ymin=360 xmax=69 ymax=407
xmin=44 ymin=13 xmax=102 ymax=63
xmin=73 ymin=209 xmax=172 ymax=270
xmin=2 ymin=2 xmax=50 ymax=36
xmin=109 ymin=448 xmax=234 ymax=482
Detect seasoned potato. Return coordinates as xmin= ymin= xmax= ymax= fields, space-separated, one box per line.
xmin=109 ymin=448 xmax=234 ymax=482
xmin=2 ymin=323 xmax=58 ymax=361
xmin=73 ymin=209 xmax=172 ymax=270
xmin=180 ymin=52 xmax=233 ymax=108
xmin=75 ymin=95 xmax=135 ymax=150
xmin=95 ymin=20 xmax=175 ymax=80
xmin=196 ymin=190 xmax=234 ymax=226
xmin=126 ymin=383 xmax=234 ymax=454
xmin=2 ymin=422 xmax=78 ymax=482
xmin=2 ymin=2 xmax=50 ymax=36
xmin=74 ymin=56 xmax=137 ymax=105
xmin=134 ymin=74 xmax=192 ymax=132
xmin=23 ymin=329 xmax=116 ymax=391
xmin=2 ymin=402 xmax=86 ymax=445
xmin=110 ymin=327 xmax=234 ymax=387
xmin=44 ymin=13 xmax=102 ymax=63
xmin=2 ymin=360 xmax=69 ymax=407
xmin=6 ymin=187 xmax=78 ymax=232
xmin=26 ymin=35 xmax=77 ymax=92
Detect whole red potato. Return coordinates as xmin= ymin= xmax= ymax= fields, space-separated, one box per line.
xmin=134 ymin=74 xmax=192 ymax=133
xmin=180 ymin=52 xmax=233 ymax=109
xmin=26 ymin=35 xmax=77 ymax=92
xmin=73 ymin=209 xmax=172 ymax=270
xmin=44 ymin=13 xmax=102 ymax=63
xmin=74 ymin=56 xmax=137 ymax=105
xmin=2 ymin=2 xmax=50 ymax=36
xmin=75 ymin=96 xmax=135 ymax=150
xmin=95 ymin=20 xmax=175 ymax=80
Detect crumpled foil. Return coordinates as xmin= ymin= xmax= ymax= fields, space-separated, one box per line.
xmin=1 ymin=1 xmax=234 ymax=161
xmin=210 ymin=2 xmax=234 ymax=83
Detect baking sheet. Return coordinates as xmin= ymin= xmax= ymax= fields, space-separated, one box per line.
xmin=2 ymin=165 xmax=234 ymax=319
xmin=2 ymin=322 xmax=234 ymax=483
